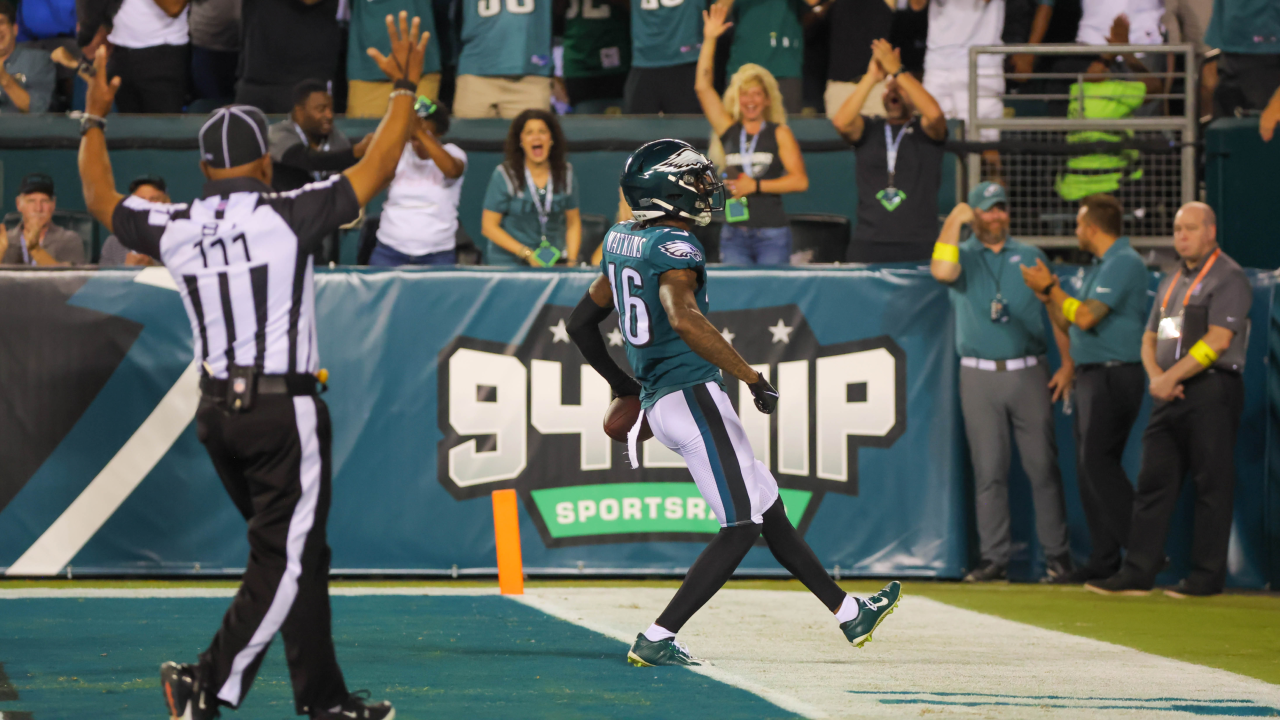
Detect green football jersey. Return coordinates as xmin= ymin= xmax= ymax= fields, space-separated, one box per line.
xmin=348 ymin=0 xmax=441 ymax=82
xmin=563 ymin=0 xmax=631 ymax=78
xmin=458 ymin=0 xmax=553 ymax=77
xmin=630 ymin=0 xmax=705 ymax=69
xmin=725 ymin=0 xmax=804 ymax=79
xmin=600 ymin=221 xmax=721 ymax=408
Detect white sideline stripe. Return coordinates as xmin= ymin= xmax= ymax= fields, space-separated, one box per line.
xmin=5 ymin=361 xmax=203 ymax=577
xmin=514 ymin=592 xmax=829 ymax=720
xmin=134 ymin=266 xmax=180 ymax=291
xmin=0 ymin=587 xmax=501 ymax=599
xmin=217 ymin=396 xmax=322 ymax=706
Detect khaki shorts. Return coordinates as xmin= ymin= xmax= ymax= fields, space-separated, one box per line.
xmin=824 ymin=79 xmax=887 ymax=120
xmin=453 ymin=74 xmax=552 ymax=119
xmin=346 ymin=75 xmax=441 ymax=118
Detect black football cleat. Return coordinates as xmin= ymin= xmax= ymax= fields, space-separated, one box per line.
xmin=313 ymin=690 xmax=395 ymax=720
xmin=161 ymin=662 xmax=217 ymax=720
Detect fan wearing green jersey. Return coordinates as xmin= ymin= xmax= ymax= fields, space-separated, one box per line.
xmin=561 ymin=0 xmax=631 ymax=113
xmin=623 ymin=0 xmax=705 ymax=113
xmin=566 ymin=139 xmax=902 ymax=667
xmin=455 ymin=0 xmax=554 ymax=117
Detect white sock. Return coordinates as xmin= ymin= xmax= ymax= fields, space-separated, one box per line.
xmin=643 ymin=623 xmax=676 ymax=642
xmin=835 ymin=594 xmax=861 ymax=623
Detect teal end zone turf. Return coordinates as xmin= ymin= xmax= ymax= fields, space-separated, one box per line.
xmin=0 ymin=595 xmax=801 ymax=719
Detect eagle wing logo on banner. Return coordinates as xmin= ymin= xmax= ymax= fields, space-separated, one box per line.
xmin=659 ymin=240 xmax=703 ymax=262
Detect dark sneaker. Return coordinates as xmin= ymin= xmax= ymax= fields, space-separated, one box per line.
xmin=1085 ymin=572 xmax=1153 ymax=596
xmin=313 ymin=690 xmax=395 ymax=720
xmin=964 ymin=561 xmax=1007 ymax=583
xmin=1062 ymin=563 xmax=1117 ymax=584
xmin=1041 ymin=553 xmax=1077 ymax=584
xmin=840 ymin=581 xmax=902 ymax=648
xmin=161 ymin=662 xmax=217 ymax=720
xmin=1164 ymin=580 xmax=1220 ymax=599
xmin=627 ymin=634 xmax=707 ymax=667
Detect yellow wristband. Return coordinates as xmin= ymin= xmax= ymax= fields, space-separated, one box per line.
xmin=1188 ymin=340 xmax=1219 ymax=368
xmin=932 ymin=243 xmax=960 ymax=263
xmin=1061 ymin=297 xmax=1081 ymax=323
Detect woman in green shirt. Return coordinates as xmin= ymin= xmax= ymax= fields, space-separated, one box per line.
xmin=481 ymin=109 xmax=582 ymax=266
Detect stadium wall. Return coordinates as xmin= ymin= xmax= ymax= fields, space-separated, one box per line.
xmin=0 ymin=267 xmax=1275 ymax=588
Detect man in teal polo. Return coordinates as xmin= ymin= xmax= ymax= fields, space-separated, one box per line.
xmin=931 ymin=181 xmax=1074 ymax=583
xmin=1021 ymin=193 xmax=1150 ymax=584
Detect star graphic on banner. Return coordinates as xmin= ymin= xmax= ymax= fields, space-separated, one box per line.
xmin=767 ymin=319 xmax=793 ymax=344
xmin=720 ymin=327 xmax=736 ymax=344
xmin=607 ymin=328 xmax=625 ymax=347
xmin=549 ymin=319 xmax=571 ymax=343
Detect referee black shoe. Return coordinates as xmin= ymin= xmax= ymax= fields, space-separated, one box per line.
xmin=313 ymin=690 xmax=395 ymax=720
xmin=161 ymin=662 xmax=217 ymax=720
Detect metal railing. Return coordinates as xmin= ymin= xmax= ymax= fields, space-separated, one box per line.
xmin=967 ymin=43 xmax=1198 ymax=248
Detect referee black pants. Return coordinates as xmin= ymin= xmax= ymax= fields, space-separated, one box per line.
xmin=1122 ymin=372 xmax=1244 ymax=592
xmin=194 ymin=393 xmax=348 ymax=715
xmin=1073 ymin=363 xmax=1145 ymax=575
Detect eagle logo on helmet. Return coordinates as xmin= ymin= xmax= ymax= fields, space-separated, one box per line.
xmin=652 ymin=148 xmax=711 ymax=174
xmin=658 ymin=240 xmax=703 ymax=262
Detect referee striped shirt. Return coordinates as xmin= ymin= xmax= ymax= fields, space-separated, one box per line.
xmin=111 ymin=174 xmax=360 ymax=380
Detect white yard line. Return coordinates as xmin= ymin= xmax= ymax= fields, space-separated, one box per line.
xmin=519 ymin=587 xmax=1280 ymax=719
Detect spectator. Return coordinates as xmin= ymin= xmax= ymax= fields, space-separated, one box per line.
xmin=1088 ymin=203 xmax=1252 ymax=599
xmin=453 ymin=0 xmax=552 ymax=118
xmin=16 ymin=0 xmax=75 ymax=41
xmin=1021 ymin=194 xmax=1150 ymax=584
xmin=1207 ymin=0 xmax=1280 ymax=118
xmin=1053 ymin=17 xmax=1160 ymax=204
xmin=235 ymin=0 xmax=343 ymax=113
xmin=104 ymin=0 xmax=191 ymax=113
xmin=818 ymin=0 xmax=894 ymax=119
xmin=481 ymin=109 xmax=582 ymax=266
xmin=624 ymin=0 xmax=703 ymax=113
xmin=832 ymin=39 xmax=947 ymax=262
xmin=1 ymin=173 xmax=84 ymax=265
xmin=917 ymin=0 xmax=1006 ymax=143
xmin=189 ymin=0 xmax=241 ymax=107
xmin=1262 ymin=83 xmax=1280 ymax=141
xmin=370 ymin=97 xmax=467 ymax=266
xmin=348 ymin=0 xmax=440 ymax=117
xmin=1077 ymin=0 xmax=1164 ymax=46
xmin=0 ymin=2 xmax=55 ymax=112
xmin=561 ymin=0 xmax=631 ymax=113
xmin=99 ymin=176 xmax=168 ymax=266
xmin=1163 ymin=0 xmax=1215 ymax=116
xmin=268 ymin=80 xmax=371 ymax=193
xmin=697 ymin=2 xmax=808 ymax=264
xmin=724 ymin=0 xmax=819 ymax=114
xmin=1005 ymin=0 xmax=1056 ymax=78
xmin=930 ymin=181 xmax=1074 ymax=583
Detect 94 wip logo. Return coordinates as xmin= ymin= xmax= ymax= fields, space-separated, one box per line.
xmin=437 ymin=303 xmax=906 ymax=547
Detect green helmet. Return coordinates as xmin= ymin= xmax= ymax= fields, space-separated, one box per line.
xmin=620 ymin=139 xmax=724 ymax=227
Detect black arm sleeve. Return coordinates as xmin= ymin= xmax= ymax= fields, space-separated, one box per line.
xmin=567 ymin=290 xmax=642 ymax=397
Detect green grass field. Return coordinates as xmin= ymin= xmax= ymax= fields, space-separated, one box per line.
xmin=3 ymin=577 xmax=1276 ymax=688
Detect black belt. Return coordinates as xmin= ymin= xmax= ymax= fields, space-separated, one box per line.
xmin=200 ymin=373 xmax=318 ymax=398
xmin=1077 ymin=361 xmax=1142 ymax=372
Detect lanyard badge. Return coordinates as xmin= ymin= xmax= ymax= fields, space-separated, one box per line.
xmin=725 ymin=124 xmax=763 ymax=224
xmin=524 ymin=168 xmax=561 ymax=266
xmin=877 ymin=122 xmax=910 ymax=212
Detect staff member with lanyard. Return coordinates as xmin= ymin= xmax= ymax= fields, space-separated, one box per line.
xmin=1087 ymin=202 xmax=1252 ymax=598
xmin=481 ymin=108 xmax=581 ymax=266
xmin=1022 ymin=194 xmax=1151 ymax=584
xmin=932 ymin=181 xmax=1074 ymax=583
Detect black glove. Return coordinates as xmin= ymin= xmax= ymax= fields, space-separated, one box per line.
xmin=612 ymin=376 xmax=642 ymax=399
xmin=747 ymin=374 xmax=779 ymax=414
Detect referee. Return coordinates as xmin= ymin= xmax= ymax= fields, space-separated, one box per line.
xmin=76 ymin=15 xmax=429 ymax=720
xmin=1087 ymin=202 xmax=1252 ymax=598
xmin=1021 ymin=194 xmax=1150 ymax=584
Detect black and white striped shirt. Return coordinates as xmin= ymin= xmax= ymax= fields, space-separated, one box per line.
xmin=112 ymin=174 xmax=360 ymax=380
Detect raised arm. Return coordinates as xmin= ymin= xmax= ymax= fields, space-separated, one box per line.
xmin=77 ymin=46 xmax=125 ymax=233
xmin=343 ymin=12 xmax=431 ymax=206
xmin=872 ymin=39 xmax=946 ymax=141
xmin=567 ymin=275 xmax=642 ymax=396
xmin=1022 ymin=258 xmax=1111 ymax=331
xmin=696 ymin=2 xmax=734 ymax=136
xmin=830 ymin=54 xmax=884 ymax=143
xmin=412 ymin=123 xmax=465 ymax=178
xmin=931 ymin=203 xmax=970 ymax=284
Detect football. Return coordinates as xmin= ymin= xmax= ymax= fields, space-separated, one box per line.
xmin=603 ymin=395 xmax=653 ymax=443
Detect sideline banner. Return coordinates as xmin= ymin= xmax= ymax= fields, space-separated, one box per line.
xmin=0 ymin=267 xmax=1272 ymax=587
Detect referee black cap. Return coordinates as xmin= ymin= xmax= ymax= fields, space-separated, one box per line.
xmin=199 ymin=105 xmax=270 ymax=169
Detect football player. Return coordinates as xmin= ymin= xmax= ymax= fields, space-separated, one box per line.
xmin=566 ymin=139 xmax=901 ymax=667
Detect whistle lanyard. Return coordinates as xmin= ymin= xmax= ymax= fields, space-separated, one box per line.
xmin=884 ymin=121 xmax=910 ymax=188
xmin=738 ymin=123 xmax=764 ymax=179
xmin=1160 ymin=248 xmax=1219 ymax=314
xmin=977 ymin=247 xmax=1005 ymax=298
xmin=524 ymin=166 xmax=554 ymax=243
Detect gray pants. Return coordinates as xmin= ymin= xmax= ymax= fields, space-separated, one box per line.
xmin=959 ymin=363 xmax=1071 ymax=566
